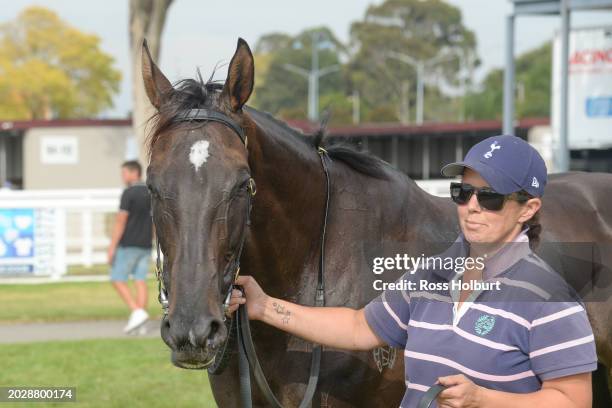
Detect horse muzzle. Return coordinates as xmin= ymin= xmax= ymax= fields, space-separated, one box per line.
xmin=160 ymin=314 xmax=227 ymax=369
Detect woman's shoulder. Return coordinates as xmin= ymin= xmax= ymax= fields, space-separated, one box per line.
xmin=509 ymin=252 xmax=583 ymax=303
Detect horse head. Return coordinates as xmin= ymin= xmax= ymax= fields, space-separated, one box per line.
xmin=142 ymin=38 xmax=255 ymax=369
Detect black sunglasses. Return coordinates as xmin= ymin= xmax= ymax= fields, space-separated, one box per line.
xmin=450 ymin=182 xmax=530 ymax=211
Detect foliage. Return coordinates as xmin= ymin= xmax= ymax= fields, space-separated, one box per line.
xmin=252 ymin=0 xmax=478 ymax=125
xmin=347 ymin=0 xmax=478 ymax=122
xmin=251 ymin=27 xmax=346 ymax=120
xmin=465 ymin=42 xmax=552 ymax=120
xmin=0 ymin=6 xmax=121 ymax=120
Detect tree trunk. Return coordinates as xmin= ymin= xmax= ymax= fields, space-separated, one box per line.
xmin=129 ymin=0 xmax=173 ymax=168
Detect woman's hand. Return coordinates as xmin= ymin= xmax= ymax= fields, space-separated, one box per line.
xmin=436 ymin=374 xmax=483 ymax=408
xmin=225 ymin=275 xmax=269 ymax=321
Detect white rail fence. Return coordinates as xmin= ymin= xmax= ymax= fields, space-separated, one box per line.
xmin=0 ymin=180 xmax=450 ymax=278
xmin=0 ymin=189 xmax=121 ymax=278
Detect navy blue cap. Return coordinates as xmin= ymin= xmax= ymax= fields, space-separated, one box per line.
xmin=440 ymin=135 xmax=547 ymax=197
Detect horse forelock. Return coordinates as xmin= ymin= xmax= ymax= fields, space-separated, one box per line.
xmin=146 ymin=74 xmax=225 ymax=159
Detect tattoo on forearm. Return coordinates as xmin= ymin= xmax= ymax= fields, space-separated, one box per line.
xmin=272 ymin=301 xmax=291 ymax=324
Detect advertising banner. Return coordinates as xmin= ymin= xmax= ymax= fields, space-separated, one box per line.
xmin=552 ymin=26 xmax=612 ymax=149
xmin=0 ymin=208 xmax=57 ymax=275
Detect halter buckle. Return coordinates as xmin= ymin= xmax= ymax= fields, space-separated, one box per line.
xmin=158 ymin=287 xmax=169 ymax=316
xmin=247 ymin=178 xmax=257 ymax=196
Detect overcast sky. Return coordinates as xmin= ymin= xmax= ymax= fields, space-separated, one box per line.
xmin=1 ymin=0 xmax=611 ymax=118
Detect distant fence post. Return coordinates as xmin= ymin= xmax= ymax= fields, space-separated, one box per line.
xmin=81 ymin=210 xmax=93 ymax=267
xmin=53 ymin=208 xmax=67 ymax=278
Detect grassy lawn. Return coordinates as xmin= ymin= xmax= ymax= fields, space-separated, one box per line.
xmin=66 ymin=264 xmax=156 ymax=276
xmin=0 ymin=280 xmax=163 ymax=323
xmin=66 ymin=264 xmax=116 ymax=276
xmin=0 ymin=338 xmax=216 ymax=407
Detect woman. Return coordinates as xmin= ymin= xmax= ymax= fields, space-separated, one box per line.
xmin=228 ymin=135 xmax=597 ymax=408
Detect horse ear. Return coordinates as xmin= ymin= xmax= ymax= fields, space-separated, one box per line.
xmin=141 ymin=38 xmax=173 ymax=109
xmin=222 ymin=38 xmax=255 ymax=112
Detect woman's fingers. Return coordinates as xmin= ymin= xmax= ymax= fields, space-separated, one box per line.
xmin=225 ymin=297 xmax=246 ymax=317
xmin=226 ymin=288 xmax=246 ymax=317
xmin=228 ymin=297 xmax=245 ymax=306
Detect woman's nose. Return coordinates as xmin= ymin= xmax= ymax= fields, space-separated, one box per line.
xmin=467 ymin=192 xmax=481 ymax=212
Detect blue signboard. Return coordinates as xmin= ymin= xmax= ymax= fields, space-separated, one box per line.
xmin=0 ymin=209 xmax=35 ymax=274
xmin=586 ymin=96 xmax=612 ymax=118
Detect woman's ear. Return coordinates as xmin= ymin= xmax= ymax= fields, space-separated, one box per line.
xmin=519 ymin=198 xmax=542 ymax=223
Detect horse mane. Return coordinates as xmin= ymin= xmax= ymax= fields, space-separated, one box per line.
xmin=245 ymin=108 xmax=390 ymax=180
xmin=147 ymin=74 xmax=390 ymax=180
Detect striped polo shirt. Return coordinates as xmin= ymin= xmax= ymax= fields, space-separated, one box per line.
xmin=364 ymin=228 xmax=597 ymax=408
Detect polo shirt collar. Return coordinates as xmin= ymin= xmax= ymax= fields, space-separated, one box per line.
xmin=431 ymin=226 xmax=532 ymax=281
xmin=480 ymin=226 xmax=532 ymax=280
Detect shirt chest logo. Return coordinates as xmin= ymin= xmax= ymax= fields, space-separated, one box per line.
xmin=474 ymin=314 xmax=496 ymax=336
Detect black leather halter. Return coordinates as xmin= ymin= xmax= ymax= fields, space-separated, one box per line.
xmin=178 ymin=108 xmax=246 ymax=144
xmin=152 ymin=107 xmax=329 ymax=408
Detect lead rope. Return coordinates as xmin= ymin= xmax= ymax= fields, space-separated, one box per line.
xmin=235 ymin=147 xmax=330 ymax=408
xmin=417 ymin=384 xmax=448 ymax=408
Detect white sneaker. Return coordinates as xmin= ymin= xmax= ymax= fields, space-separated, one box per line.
xmin=124 ymin=308 xmax=149 ymax=333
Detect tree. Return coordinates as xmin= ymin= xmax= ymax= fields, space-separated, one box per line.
xmin=252 ymin=33 xmax=292 ymax=100
xmin=348 ymin=0 xmax=478 ymax=123
xmin=0 ymin=6 xmax=121 ymax=120
xmin=251 ymin=27 xmax=346 ymax=121
xmin=129 ymin=0 xmax=173 ymax=167
xmin=465 ymin=42 xmax=552 ymax=121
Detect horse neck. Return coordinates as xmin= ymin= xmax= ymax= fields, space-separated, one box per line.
xmin=242 ymin=113 xmax=326 ymax=291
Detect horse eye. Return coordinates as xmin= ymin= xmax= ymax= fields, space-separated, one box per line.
xmin=147 ymin=185 xmax=161 ymax=200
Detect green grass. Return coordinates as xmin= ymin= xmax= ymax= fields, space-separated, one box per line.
xmin=66 ymin=264 xmax=115 ymax=276
xmin=0 ymin=280 xmax=162 ymax=323
xmin=0 ymin=338 xmax=217 ymax=407
xmin=66 ymin=264 xmax=156 ymax=276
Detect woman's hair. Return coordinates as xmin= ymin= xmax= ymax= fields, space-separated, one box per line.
xmin=517 ymin=190 xmax=542 ymax=249
xmin=525 ymin=210 xmax=542 ymax=249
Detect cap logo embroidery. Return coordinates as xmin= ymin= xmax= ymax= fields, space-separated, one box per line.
xmin=483 ymin=141 xmax=501 ymax=159
xmin=531 ymin=177 xmax=539 ymax=188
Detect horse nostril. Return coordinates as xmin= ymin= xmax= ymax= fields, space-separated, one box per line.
xmin=165 ymin=315 xmax=226 ymax=350
xmin=209 ymin=319 xmax=221 ymax=340
xmin=203 ymin=317 xmax=225 ymax=349
xmin=180 ymin=317 xmax=225 ymax=348
xmin=160 ymin=317 xmax=175 ymax=348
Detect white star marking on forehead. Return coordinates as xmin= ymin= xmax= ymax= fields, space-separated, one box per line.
xmin=189 ymin=140 xmax=210 ymax=172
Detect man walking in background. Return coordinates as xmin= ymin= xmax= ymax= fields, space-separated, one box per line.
xmin=108 ymin=160 xmax=152 ymax=333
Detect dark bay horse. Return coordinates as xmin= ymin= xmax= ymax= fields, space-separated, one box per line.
xmin=142 ymin=38 xmax=612 ymax=406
